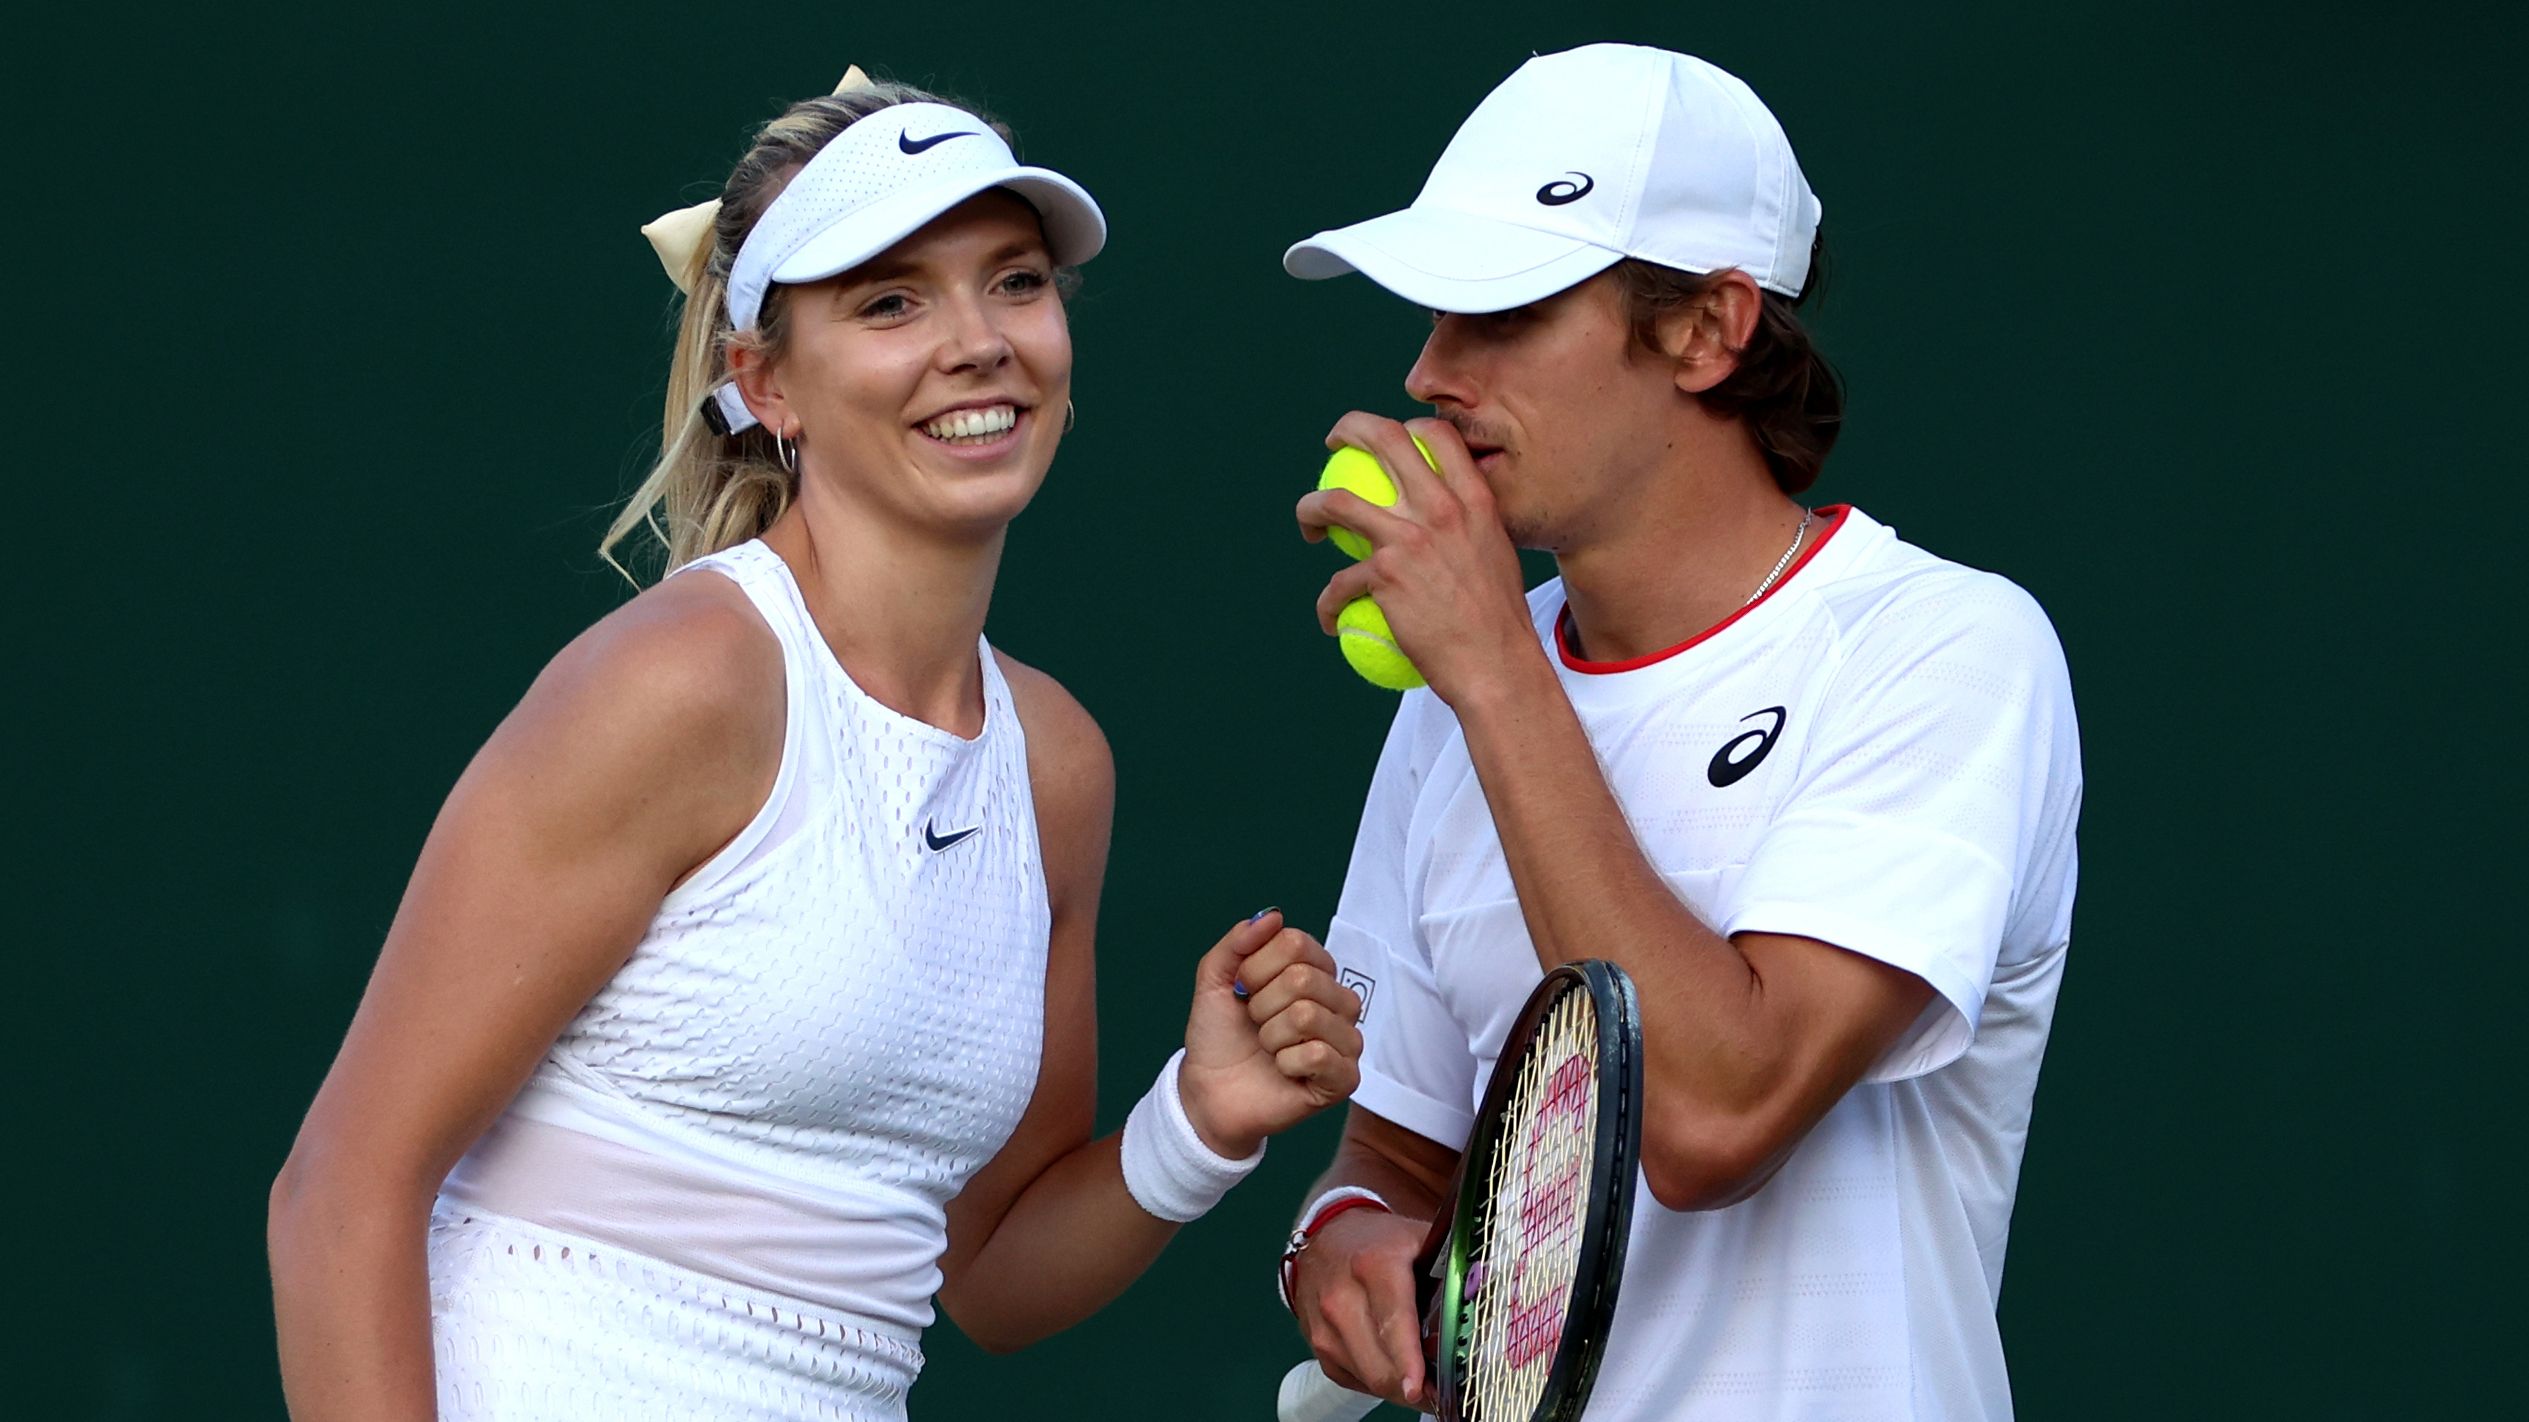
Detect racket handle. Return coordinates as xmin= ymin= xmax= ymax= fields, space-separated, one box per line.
xmin=1277 ymin=1361 xmax=1384 ymax=1422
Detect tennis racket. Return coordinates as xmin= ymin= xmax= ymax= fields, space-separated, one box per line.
xmin=1277 ymin=959 xmax=1643 ymax=1422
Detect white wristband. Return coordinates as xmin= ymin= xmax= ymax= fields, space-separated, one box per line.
xmin=1120 ymin=1049 xmax=1265 ymax=1222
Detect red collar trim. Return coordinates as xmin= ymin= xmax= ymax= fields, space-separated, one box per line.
xmin=1555 ymin=505 xmax=1851 ymax=675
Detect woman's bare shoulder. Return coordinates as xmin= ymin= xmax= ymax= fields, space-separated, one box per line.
xmin=994 ymin=651 xmax=1112 ymax=795
xmin=524 ymin=570 xmax=783 ymax=743
xmin=473 ymin=568 xmax=787 ymax=848
xmin=993 ymin=652 xmax=1114 ymax=902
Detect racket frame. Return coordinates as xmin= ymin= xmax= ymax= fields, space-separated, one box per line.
xmin=1429 ymin=960 xmax=1643 ymax=1422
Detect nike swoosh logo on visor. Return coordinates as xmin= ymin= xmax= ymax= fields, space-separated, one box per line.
xmin=899 ymin=130 xmax=979 ymax=155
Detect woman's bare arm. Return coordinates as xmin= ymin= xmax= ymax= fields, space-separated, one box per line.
xmin=933 ymin=657 xmax=1360 ymax=1351
xmin=266 ymin=574 xmax=781 ymax=1420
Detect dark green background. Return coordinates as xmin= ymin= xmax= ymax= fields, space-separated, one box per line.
xmin=25 ymin=1 xmax=2515 ymax=1416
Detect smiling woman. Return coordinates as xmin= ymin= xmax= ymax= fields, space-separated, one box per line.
xmin=601 ymin=74 xmax=1099 ymax=575
xmin=724 ymin=192 xmax=1074 ymax=545
xmin=266 ymin=68 xmax=1366 ymax=1422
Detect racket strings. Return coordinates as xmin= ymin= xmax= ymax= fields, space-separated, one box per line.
xmin=1459 ymin=988 xmax=1600 ymax=1420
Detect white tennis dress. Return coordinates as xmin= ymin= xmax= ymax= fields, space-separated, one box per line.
xmin=428 ymin=540 xmax=1051 ymax=1420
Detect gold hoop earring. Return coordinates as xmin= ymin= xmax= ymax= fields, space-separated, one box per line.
xmin=1064 ymin=400 xmax=1077 ymax=434
xmin=775 ymin=428 xmax=799 ymax=475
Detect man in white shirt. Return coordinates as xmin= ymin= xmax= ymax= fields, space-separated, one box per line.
xmin=1273 ymin=44 xmax=2082 ymax=1420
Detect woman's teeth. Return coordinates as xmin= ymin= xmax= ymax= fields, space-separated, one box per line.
xmin=921 ymin=405 xmax=1019 ymax=443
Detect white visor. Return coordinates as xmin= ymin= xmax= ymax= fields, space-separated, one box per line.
xmin=709 ymin=102 xmax=1104 ymax=434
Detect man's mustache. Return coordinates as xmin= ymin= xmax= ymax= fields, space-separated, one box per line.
xmin=1433 ymin=416 xmax=1508 ymax=457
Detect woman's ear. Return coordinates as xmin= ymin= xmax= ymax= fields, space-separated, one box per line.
xmin=1660 ymin=270 xmax=1764 ymax=395
xmin=727 ymin=337 xmax=793 ymax=436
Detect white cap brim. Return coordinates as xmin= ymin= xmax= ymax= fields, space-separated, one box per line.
xmin=1283 ymin=207 xmax=1624 ymax=313
xmin=770 ymin=166 xmax=1104 ymax=287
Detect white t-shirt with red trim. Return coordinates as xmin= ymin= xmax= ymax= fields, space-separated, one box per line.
xmin=1328 ymin=506 xmax=2081 ymax=1421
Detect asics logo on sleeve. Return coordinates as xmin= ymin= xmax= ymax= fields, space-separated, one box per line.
xmin=1707 ymin=707 xmax=1787 ymax=787
xmin=1536 ymin=172 xmax=1595 ymax=205
xmin=899 ymin=129 xmax=979 ymax=155
xmin=923 ymin=819 xmax=983 ymax=852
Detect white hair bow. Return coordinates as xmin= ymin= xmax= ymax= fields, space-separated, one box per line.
xmin=639 ymin=66 xmax=874 ymax=295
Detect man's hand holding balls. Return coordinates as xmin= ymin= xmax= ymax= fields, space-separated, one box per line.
xmin=1297 ymin=414 xmax=1536 ymax=705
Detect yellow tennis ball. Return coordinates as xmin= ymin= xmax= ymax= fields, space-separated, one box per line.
xmin=1337 ymin=596 xmax=1425 ymax=691
xmin=1317 ymin=435 xmax=1436 ymax=561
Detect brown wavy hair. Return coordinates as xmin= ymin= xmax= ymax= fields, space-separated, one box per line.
xmin=1612 ymin=235 xmax=1843 ymax=495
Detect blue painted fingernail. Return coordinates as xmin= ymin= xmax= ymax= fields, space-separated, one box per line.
xmin=1247 ymin=905 xmax=1280 ymax=924
xmin=1232 ymin=979 xmax=1251 ymax=1000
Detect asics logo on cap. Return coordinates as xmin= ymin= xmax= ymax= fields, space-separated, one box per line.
xmin=1536 ymin=172 xmax=1595 ymax=206
xmin=1281 ymin=47 xmax=1822 ymax=306
xmin=899 ymin=128 xmax=978 ymax=155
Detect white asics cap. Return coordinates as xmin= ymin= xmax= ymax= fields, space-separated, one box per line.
xmin=1283 ymin=44 xmax=1820 ymax=314
xmin=708 ymin=101 xmax=1104 ymax=434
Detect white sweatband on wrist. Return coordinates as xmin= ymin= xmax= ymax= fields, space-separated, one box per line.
xmin=1120 ymin=1049 xmax=1265 ymax=1222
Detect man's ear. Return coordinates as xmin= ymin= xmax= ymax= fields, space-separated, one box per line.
xmin=1658 ymin=271 xmax=1764 ymax=395
xmin=728 ymin=337 xmax=793 ymax=436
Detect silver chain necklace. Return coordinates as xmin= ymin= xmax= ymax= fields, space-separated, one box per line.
xmin=1744 ymin=507 xmax=1815 ymax=607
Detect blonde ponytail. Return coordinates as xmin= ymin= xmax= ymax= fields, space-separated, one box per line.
xmin=601 ymin=246 xmax=796 ymax=579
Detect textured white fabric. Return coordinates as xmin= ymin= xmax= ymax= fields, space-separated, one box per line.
xmin=431 ymin=1205 xmax=921 ymax=1422
xmin=431 ymin=538 xmax=1051 ymax=1405
xmin=1328 ymin=506 xmax=2081 ymax=1420
xmin=1118 ymin=1049 xmax=1264 ymax=1221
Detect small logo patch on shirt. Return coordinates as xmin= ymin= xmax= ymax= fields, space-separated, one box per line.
xmin=1338 ymin=966 xmax=1378 ymax=1022
xmin=923 ymin=819 xmax=983 ymax=852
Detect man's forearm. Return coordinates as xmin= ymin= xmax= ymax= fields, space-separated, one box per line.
xmin=1444 ymin=657 xmax=1934 ymax=1209
xmin=1296 ymin=1107 xmax=1463 ymax=1246
xmin=1448 ymin=656 xmax=1755 ymax=1012
xmin=1303 ymin=1127 xmax=1449 ymax=1226
xmin=1287 ymin=1108 xmax=1461 ymax=1408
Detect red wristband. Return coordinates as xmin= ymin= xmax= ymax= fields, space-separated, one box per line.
xmin=1278 ymin=1190 xmax=1394 ymax=1313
